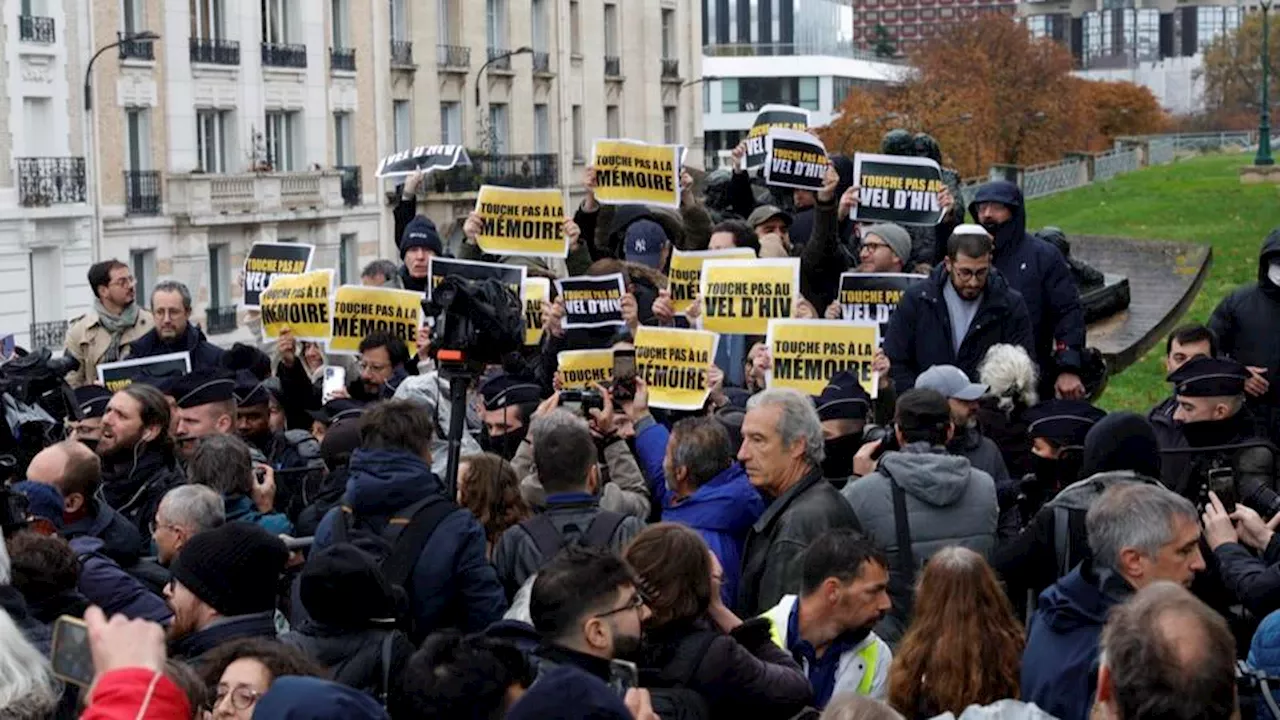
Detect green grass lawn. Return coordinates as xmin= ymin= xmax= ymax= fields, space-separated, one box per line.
xmin=1026 ymin=152 xmax=1280 ymax=412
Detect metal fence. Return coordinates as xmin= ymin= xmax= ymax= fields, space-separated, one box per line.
xmin=1093 ymin=148 xmax=1140 ymax=183
xmin=1021 ymin=159 xmax=1088 ymax=199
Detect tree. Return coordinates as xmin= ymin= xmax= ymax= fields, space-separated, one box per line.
xmin=871 ymin=24 xmax=896 ymax=58
xmin=1077 ymin=79 xmax=1166 ymax=144
xmin=1201 ymin=13 xmax=1280 ymax=129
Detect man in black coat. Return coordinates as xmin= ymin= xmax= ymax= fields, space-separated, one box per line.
xmin=884 ymin=224 xmax=1035 ymax=394
xmin=1149 ymin=324 xmax=1218 ymax=450
xmin=1209 ymin=228 xmax=1280 ymax=445
xmin=96 ymin=384 xmax=186 ymax=550
xmin=127 ymin=281 xmax=224 ymax=370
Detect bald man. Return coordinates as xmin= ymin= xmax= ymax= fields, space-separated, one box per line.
xmin=26 ymin=440 xmax=144 ymax=562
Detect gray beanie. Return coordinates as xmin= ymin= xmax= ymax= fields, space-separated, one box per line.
xmin=862 ymin=223 xmax=912 ymax=264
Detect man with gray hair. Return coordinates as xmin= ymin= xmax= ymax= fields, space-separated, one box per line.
xmin=737 ymin=387 xmax=860 ymax=615
xmin=1021 ymin=482 xmax=1205 ymax=720
xmin=187 ymin=433 xmax=292 ymax=535
xmin=360 ymin=259 xmax=402 ymax=288
xmin=127 ymin=280 xmax=225 ymax=370
xmin=151 ymin=484 xmax=225 ymax=566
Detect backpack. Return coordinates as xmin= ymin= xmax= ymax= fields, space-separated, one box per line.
xmin=1046 ymin=471 xmax=1160 ymax=577
xmin=642 ymin=630 xmax=718 ymax=720
xmin=328 ymin=495 xmax=456 ymax=643
xmin=517 ymin=511 xmax=627 ymax=562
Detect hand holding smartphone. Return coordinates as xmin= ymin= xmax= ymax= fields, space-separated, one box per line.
xmin=322 ymin=366 xmax=346 ymax=404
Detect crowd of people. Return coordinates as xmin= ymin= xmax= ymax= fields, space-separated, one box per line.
xmin=1 ymin=132 xmax=1279 ymax=719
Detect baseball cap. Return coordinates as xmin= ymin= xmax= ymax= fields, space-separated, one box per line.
xmin=747 ymin=205 xmax=793 ymax=230
xmin=915 ymin=365 xmax=988 ymax=401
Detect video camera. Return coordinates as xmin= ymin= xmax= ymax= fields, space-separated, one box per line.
xmin=0 ymin=347 xmax=80 ymax=480
xmin=421 ymin=276 xmax=525 ymax=369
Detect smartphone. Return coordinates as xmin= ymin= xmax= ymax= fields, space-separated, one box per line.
xmin=1208 ymin=471 xmax=1237 ymax=514
xmin=609 ymin=658 xmax=639 ymax=694
xmin=51 ymin=615 xmax=95 ymax=688
xmin=613 ymin=349 xmax=636 ymax=382
xmin=322 ymin=366 xmax=345 ymax=403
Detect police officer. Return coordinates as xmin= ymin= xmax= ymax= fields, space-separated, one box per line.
xmin=1017 ymin=399 xmax=1107 ymax=520
xmin=1161 ymin=356 xmax=1280 ymax=517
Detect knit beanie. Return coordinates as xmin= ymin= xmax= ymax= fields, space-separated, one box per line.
xmin=862 ymin=223 xmax=912 ymax=264
xmin=319 ymin=418 xmax=363 ymax=471
xmin=169 ymin=521 xmax=288 ymax=617
xmin=299 ymin=544 xmax=401 ymax=629
xmin=399 ymin=215 xmax=444 ymax=259
xmin=1079 ymin=411 xmax=1161 ymax=481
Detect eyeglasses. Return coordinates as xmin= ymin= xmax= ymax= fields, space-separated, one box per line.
xmin=148 ymin=519 xmax=180 ymax=535
xmin=860 ymin=242 xmax=891 ymax=253
xmin=110 ymin=276 xmax=136 ymax=288
xmin=595 ymin=592 xmax=646 ymax=619
xmin=214 ymin=685 xmax=263 ymax=712
xmin=357 ymin=361 xmax=391 ymax=373
xmin=952 ymin=267 xmax=989 ymax=282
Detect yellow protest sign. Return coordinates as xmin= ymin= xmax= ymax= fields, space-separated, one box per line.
xmin=261 ymin=270 xmax=333 ymax=342
xmin=635 ymin=326 xmax=720 ymax=411
xmin=524 ymin=277 xmax=550 ymax=346
xmin=591 ymin=139 xmax=681 ymax=209
xmin=557 ymin=349 xmax=615 ymax=390
xmin=474 ymin=186 xmax=568 ymax=258
xmin=766 ymin=319 xmax=880 ymax=398
xmin=699 ymin=258 xmax=800 ymax=335
xmin=329 ymin=285 xmax=423 ymax=356
xmin=668 ymin=248 xmax=756 ymax=315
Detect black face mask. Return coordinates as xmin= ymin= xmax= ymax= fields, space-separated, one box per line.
xmin=822 ymin=433 xmax=865 ymax=479
xmin=980 ymin=219 xmax=1008 ymax=238
xmin=480 ymin=425 xmax=528 ymax=461
xmin=1032 ymin=454 xmax=1081 ymax=494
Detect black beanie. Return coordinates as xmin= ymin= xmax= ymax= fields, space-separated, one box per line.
xmin=170 ymin=521 xmax=288 ymax=617
xmin=399 ymin=215 xmax=444 ymax=258
xmin=300 ymin=544 xmax=401 ymax=628
xmin=320 ymin=418 xmax=363 ymax=471
xmin=1080 ymin=412 xmax=1161 ymax=481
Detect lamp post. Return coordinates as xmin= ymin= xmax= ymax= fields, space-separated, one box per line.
xmin=83 ymin=31 xmax=160 ymax=262
xmin=474 ymin=46 xmax=533 ymax=150
xmin=1257 ymin=0 xmax=1274 ymax=167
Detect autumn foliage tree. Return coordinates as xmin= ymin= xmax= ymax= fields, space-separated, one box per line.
xmin=1201 ymin=12 xmax=1279 ymax=129
xmin=816 ymin=14 xmax=1167 ymax=177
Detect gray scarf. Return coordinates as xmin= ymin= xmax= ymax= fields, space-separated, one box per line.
xmin=94 ymin=299 xmax=139 ymax=363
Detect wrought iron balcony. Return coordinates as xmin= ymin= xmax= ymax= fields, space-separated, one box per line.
xmin=330 ymin=46 xmax=355 ymax=71
xmin=262 ymin=42 xmax=307 ymax=68
xmin=124 ymin=170 xmax=161 ymax=216
xmin=18 ymin=158 xmax=86 ymax=207
xmin=206 ymin=306 xmax=238 ymax=335
xmin=391 ymin=40 xmax=414 ymax=67
xmin=430 ymin=153 xmax=558 ymax=193
xmin=487 ymin=48 xmax=512 ymax=71
xmin=661 ymin=58 xmax=679 ymax=79
xmin=29 ymin=321 xmax=68 ymax=350
xmin=604 ymin=55 xmax=621 ymax=77
xmin=532 ymin=51 xmax=551 ymax=73
xmin=118 ymin=31 xmax=155 ymax=60
xmin=19 ymin=15 xmax=55 ymax=44
xmin=190 ymin=38 xmax=240 ymax=65
xmin=438 ymin=44 xmax=470 ymax=69
xmin=337 ymin=165 xmax=362 ymax=206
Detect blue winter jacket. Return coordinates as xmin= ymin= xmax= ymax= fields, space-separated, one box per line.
xmin=633 ymin=416 xmax=766 ymax=605
xmin=69 ymin=536 xmax=171 ymax=623
xmin=224 ymin=494 xmax=294 ymax=536
xmin=310 ymin=448 xmax=507 ymax=634
xmin=127 ymin=324 xmax=226 ymax=371
xmin=1021 ymin=561 xmax=1130 ymax=720
xmin=1249 ymin=609 xmax=1280 ymax=718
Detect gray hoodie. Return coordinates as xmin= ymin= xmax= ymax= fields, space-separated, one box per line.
xmin=841 ymin=442 xmax=998 ymax=645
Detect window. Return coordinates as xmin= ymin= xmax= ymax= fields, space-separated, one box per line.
xmin=531 ymin=0 xmax=548 ymax=52
xmin=265 ymin=111 xmax=300 ymax=171
xmin=196 ymin=109 xmax=228 ymax=172
xmin=661 ymin=8 xmax=675 ymax=58
xmin=126 ymin=108 xmax=150 ymax=171
xmin=533 ymin=104 xmax=550 ymax=154
xmin=390 ymin=0 xmax=407 ymax=41
xmin=727 ymin=77 xmax=816 ymax=113
xmin=799 ymin=77 xmax=819 ymax=111
xmin=28 ymin=247 xmax=63 ymax=325
xmin=720 ymin=78 xmax=739 ymax=113
xmin=441 ymin=102 xmax=462 ymax=144
xmin=572 ymin=104 xmax=584 ymax=162
xmin=488 ymin=103 xmax=509 ymax=154
xmin=208 ymin=244 xmax=230 ymax=308
xmin=23 ymin=98 xmax=53 ymax=156
xmin=606 ymin=105 xmax=621 ymax=138
xmin=604 ymin=3 xmax=618 ymax=56
xmin=339 ymin=234 xmax=358 ymax=285
xmin=130 ymin=250 xmax=156 ymax=304
xmin=569 ymin=0 xmax=581 ymax=55
xmin=333 ymin=111 xmax=353 ymax=166
xmin=261 ymin=0 xmax=294 ymax=44
xmin=122 ymin=0 xmax=144 ymax=35
xmin=703 ymin=81 xmax=710 ymax=113
xmin=663 ymin=106 xmax=677 ymax=144
xmin=330 ymin=0 xmax=348 ymax=47
xmin=437 ymin=0 xmax=456 ymax=44
xmin=486 ymin=0 xmax=508 ymax=51
xmin=393 ymin=100 xmax=412 ymax=151
xmin=190 ymin=0 xmax=225 ymax=40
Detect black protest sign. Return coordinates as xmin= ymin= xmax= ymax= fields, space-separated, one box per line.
xmin=426 ymin=257 xmax=526 ymax=303
xmin=838 ymin=272 xmax=926 ymax=347
xmin=554 ymin=273 xmax=627 ymax=330
xmin=852 ymin=152 xmax=946 ymax=226
xmin=97 ymin=352 xmax=192 ymax=392
xmin=763 ymin=129 xmax=830 ymax=191
xmin=376 ymin=144 xmax=471 ymax=179
xmin=242 ymin=242 xmax=314 ymax=309
xmin=745 ymin=105 xmax=810 ymax=170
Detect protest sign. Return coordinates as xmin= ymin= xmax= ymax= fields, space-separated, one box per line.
xmin=763 ymin=129 xmax=830 ymax=191
xmin=375 ymin=144 xmax=471 ymax=179
xmin=524 ymin=277 xmax=551 ymax=346
xmin=260 ymin=270 xmax=333 ymax=341
xmin=766 ymin=320 xmax=880 ymax=398
xmin=838 ymin=273 xmax=925 ymax=347
xmin=242 ymin=242 xmax=314 ymax=309
xmin=699 ymin=258 xmax=800 ymax=335
xmin=329 ymin=285 xmax=423 ymax=356
xmin=852 ymin=152 xmax=946 ymax=226
xmin=426 ymin=257 xmax=526 ymax=303
xmin=635 ymin=326 xmax=720 ymax=411
xmin=474 ymin=186 xmax=568 ymax=258
xmin=591 ymin=139 xmax=681 ymax=209
xmin=668 ymin=248 xmax=756 ymax=315
xmin=97 ymin=352 xmax=192 ymax=392
xmin=745 ymin=105 xmax=810 ymax=170
xmin=554 ymin=274 xmax=626 ymax=330
xmin=557 ymin=349 xmax=615 ymax=391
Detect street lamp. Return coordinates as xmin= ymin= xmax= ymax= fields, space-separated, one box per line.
xmin=474 ymin=46 xmax=533 ymax=148
xmin=1257 ymin=0 xmax=1274 ymax=166
xmin=85 ymin=31 xmax=159 ymax=111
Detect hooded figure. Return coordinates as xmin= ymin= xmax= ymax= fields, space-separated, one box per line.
xmin=1208 ymin=228 xmax=1280 ymax=445
xmin=968 ymin=182 xmax=1085 ymax=398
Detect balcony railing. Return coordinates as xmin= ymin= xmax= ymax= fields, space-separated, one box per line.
xmin=431 ymin=153 xmax=558 ymax=193
xmin=438 ymin=44 xmax=470 ymax=69
xmin=18 ymin=158 xmax=86 ymax=207
xmin=262 ymin=42 xmax=307 ymax=68
xmin=391 ymin=40 xmax=414 ymax=67
xmin=604 ymin=55 xmax=621 ymax=77
xmin=206 ymin=306 xmax=238 ymax=335
xmin=661 ymin=58 xmax=679 ymax=78
xmin=118 ymin=31 xmax=155 ymax=60
xmin=19 ymin=15 xmax=55 ymax=44
xmin=124 ymin=170 xmax=161 ymax=215
xmin=532 ymin=51 xmax=551 ymax=73
xmin=190 ymin=38 xmax=240 ymax=65
xmin=337 ymin=165 xmax=361 ymax=206
xmin=330 ymin=46 xmax=355 ymax=71
xmin=29 ymin=321 xmax=68 ymax=350
xmin=167 ymin=170 xmax=346 ymax=219
xmin=487 ymin=48 xmax=512 ymax=71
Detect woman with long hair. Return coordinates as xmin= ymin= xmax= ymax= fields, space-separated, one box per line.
xmin=888 ymin=547 xmax=1024 ymax=719
xmin=0 ymin=607 xmax=60 ymax=720
xmin=458 ymin=453 xmax=531 ymax=559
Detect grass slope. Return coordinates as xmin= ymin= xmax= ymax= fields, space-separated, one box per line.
xmin=1025 ymin=153 xmax=1280 ymax=411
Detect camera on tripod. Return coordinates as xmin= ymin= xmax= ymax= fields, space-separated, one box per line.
xmin=420 ymin=275 xmax=525 ymax=370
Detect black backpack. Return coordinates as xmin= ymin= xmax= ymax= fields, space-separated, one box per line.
xmin=517 ymin=511 xmax=627 ymax=561
xmin=328 ymin=495 xmax=456 ymax=643
xmin=642 ymin=630 xmax=718 ymax=720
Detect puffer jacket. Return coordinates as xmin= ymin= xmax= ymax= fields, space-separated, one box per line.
xmin=63 ymin=306 xmax=155 ymax=387
xmin=841 ymin=443 xmax=997 ymax=645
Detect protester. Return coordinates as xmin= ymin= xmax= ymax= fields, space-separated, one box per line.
xmin=64 ymin=259 xmax=154 ymax=387
xmin=1148 ymin=324 xmax=1217 ymax=448
xmin=888 ymin=547 xmax=1024 ymax=718
xmin=884 ymin=226 xmax=1035 ymax=393
xmin=397 ymin=215 xmax=444 ymax=294
xmin=707 ymin=219 xmax=761 ymax=255
xmin=914 ymin=365 xmax=1011 ymax=491
xmin=975 ymin=343 xmax=1039 ymax=480
xmin=187 ymin=434 xmax=292 ymax=535
xmin=737 ymin=388 xmax=862 ymax=615
xmin=346 ymin=332 xmax=410 ymax=401
xmin=80 ymin=606 xmax=192 ymax=719
xmin=97 ymin=384 xmax=186 ymax=544
xmin=24 ymin=439 xmax=144 ymax=563
xmin=811 ymin=371 xmax=877 ymax=486
xmin=0 ymin=605 xmax=62 ymax=720
xmin=129 ymin=281 xmax=226 ymax=370
xmin=171 ymin=368 xmax=238 ymax=460
xmin=295 ymin=416 xmax=363 ymax=537
xmin=152 ymin=484 xmax=225 ymax=566
xmin=392 ymin=631 xmax=534 ymax=719
xmin=198 ymin=638 xmax=324 ymax=719
xmin=251 ymin=676 xmax=391 ymax=719
xmin=457 ymin=452 xmax=533 ymax=560
xmin=5 ymin=531 xmax=89 ymax=623
xmin=0 ymin=527 xmax=51 ymax=654
xmin=361 ymin=259 xmax=402 ymax=288
xmin=1020 ymin=483 xmax=1204 ymax=719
